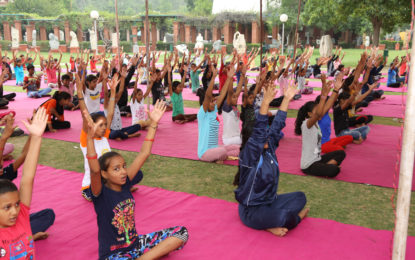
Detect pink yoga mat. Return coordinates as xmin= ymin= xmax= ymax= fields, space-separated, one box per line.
xmin=6 ymin=92 xmax=411 ymax=189
xmin=14 ymin=165 xmax=415 ymax=260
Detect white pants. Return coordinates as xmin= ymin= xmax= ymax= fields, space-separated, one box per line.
xmin=223 ymin=136 xmax=242 ymax=146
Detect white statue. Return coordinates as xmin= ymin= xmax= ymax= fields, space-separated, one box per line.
xmin=89 ymin=29 xmax=97 ymax=50
xmin=49 ymin=33 xmax=59 ymax=50
xmin=195 ymin=33 xmax=204 ymax=50
xmin=213 ymin=40 xmax=222 ymax=52
xmin=111 ymin=33 xmax=118 ymax=48
xmin=32 ymin=30 xmax=37 ymax=47
xmin=233 ymin=31 xmax=246 ymax=54
xmin=175 ymin=44 xmax=189 ymax=58
xmin=319 ymin=35 xmax=333 ymax=57
xmin=69 ymin=31 xmax=79 ymax=48
xmin=133 ymin=44 xmax=139 ymax=54
xmin=11 ymin=27 xmax=19 ymax=49
xmin=59 ymin=30 xmax=64 ymax=42
xmin=364 ymin=36 xmax=370 ymax=47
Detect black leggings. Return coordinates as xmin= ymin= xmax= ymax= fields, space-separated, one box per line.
xmin=387 ymin=83 xmax=402 ymax=88
xmin=269 ymin=96 xmax=284 ymax=107
xmin=45 ymin=120 xmax=71 ymax=131
xmin=349 ymin=115 xmax=373 ymax=127
xmin=302 ymin=150 xmax=346 ymax=178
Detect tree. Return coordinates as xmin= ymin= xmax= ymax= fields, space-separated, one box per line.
xmin=186 ymin=0 xmax=213 ymax=16
xmin=6 ymin=0 xmax=66 ymax=17
xmin=337 ymin=0 xmax=410 ymax=46
xmin=302 ymin=0 xmax=411 ymax=46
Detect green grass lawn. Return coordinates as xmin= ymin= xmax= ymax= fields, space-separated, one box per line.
xmin=3 ymin=48 xmax=413 ymax=237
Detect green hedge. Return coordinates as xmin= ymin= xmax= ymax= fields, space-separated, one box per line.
xmin=379 ymin=40 xmax=411 ymax=50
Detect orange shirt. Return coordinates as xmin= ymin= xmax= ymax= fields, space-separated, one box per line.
xmin=41 ymin=99 xmax=64 ymax=122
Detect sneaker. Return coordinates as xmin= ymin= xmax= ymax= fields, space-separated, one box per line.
xmin=293 ymin=94 xmax=302 ymax=100
xmin=81 ymin=189 xmax=92 ymax=202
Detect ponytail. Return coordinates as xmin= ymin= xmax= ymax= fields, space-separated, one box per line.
xmin=294 ymin=101 xmax=316 ymax=136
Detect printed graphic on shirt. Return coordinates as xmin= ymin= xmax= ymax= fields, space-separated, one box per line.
xmin=110 ymin=198 xmax=138 ymax=251
xmin=89 ymin=91 xmax=100 ymax=100
xmin=7 ymin=237 xmax=34 ymax=260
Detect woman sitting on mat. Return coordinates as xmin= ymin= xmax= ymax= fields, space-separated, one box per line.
xmin=333 ymin=91 xmax=371 ymax=143
xmin=103 ymin=67 xmax=143 ymax=140
xmin=40 ymin=91 xmax=72 ymax=132
xmin=84 ymin=100 xmax=189 ymax=260
xmin=197 ymin=62 xmax=240 ymax=163
xmin=0 ymin=108 xmax=55 ymax=258
xmin=314 ymin=78 xmax=354 ymax=155
xmin=234 ymin=83 xmax=308 ymax=237
xmin=295 ymin=79 xmax=346 ymax=178
xmin=167 ymin=64 xmax=197 ymax=124
xmin=387 ymin=57 xmax=404 ymax=88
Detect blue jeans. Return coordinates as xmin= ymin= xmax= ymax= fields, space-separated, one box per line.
xmin=238 ymin=192 xmax=307 ymax=230
xmin=109 ymin=124 xmax=141 ymax=140
xmin=30 ymin=209 xmax=55 ymax=234
xmin=27 ymin=87 xmax=52 ymax=98
xmin=338 ymin=125 xmax=370 ymax=140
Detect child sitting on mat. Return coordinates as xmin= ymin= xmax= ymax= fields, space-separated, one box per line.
xmin=234 ymin=84 xmax=308 ymax=237
xmin=40 ymin=91 xmax=72 ymax=132
xmin=84 ymin=99 xmax=188 ymax=260
xmin=23 ymin=64 xmax=52 ymax=98
xmin=295 ymin=79 xmax=346 ymax=178
xmin=11 ymin=51 xmax=24 ymax=86
xmin=197 ymin=62 xmax=240 ymax=163
xmin=0 ymin=108 xmax=56 ymax=258
xmin=221 ymin=64 xmax=245 ymax=145
xmin=167 ymin=64 xmax=197 ymax=124
xmin=76 ymin=73 xmax=138 ymax=201
xmin=130 ymin=72 xmax=151 ymax=128
xmin=0 ymin=113 xmax=55 ymax=241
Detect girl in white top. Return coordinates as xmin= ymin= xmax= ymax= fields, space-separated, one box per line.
xmin=221 ymin=66 xmax=245 ymax=146
xmin=75 ymin=71 xmax=118 ymax=201
xmin=130 ymin=69 xmax=151 ymax=127
xmin=84 ymin=74 xmax=103 ymax=114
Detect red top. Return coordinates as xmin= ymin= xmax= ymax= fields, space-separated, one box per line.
xmin=70 ymin=57 xmax=76 ymax=71
xmin=219 ymin=61 xmax=228 ymax=92
xmin=0 ymin=203 xmax=35 ymax=259
xmin=90 ymin=59 xmax=97 ymax=71
xmin=399 ymin=62 xmax=407 ymax=76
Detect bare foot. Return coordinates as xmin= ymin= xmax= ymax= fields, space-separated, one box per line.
xmin=267 ymin=227 xmax=288 ymax=237
xmin=353 ymin=137 xmax=363 ymax=144
xmin=227 ymin=156 xmax=239 ymax=161
xmin=130 ymin=186 xmax=139 ymax=193
xmin=298 ymin=208 xmax=310 ymax=220
xmin=33 ymin=232 xmax=49 ymax=241
xmin=215 ymin=160 xmax=224 ymax=164
xmin=174 ymin=120 xmax=185 ymax=124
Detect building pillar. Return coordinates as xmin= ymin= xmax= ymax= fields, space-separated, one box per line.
xmin=26 ymin=25 xmax=33 ymax=43
xmin=77 ymin=24 xmax=83 ymax=42
xmin=179 ymin=23 xmax=185 ymax=42
xmin=272 ymin=25 xmax=279 ymax=40
xmin=53 ymin=26 xmax=60 ymax=40
xmin=185 ymin=25 xmax=191 ymax=43
xmin=251 ymin=21 xmax=260 ymax=43
xmin=204 ymin=29 xmax=208 ymax=41
xmin=212 ymin=26 xmax=219 ymax=41
xmin=14 ymin=20 xmax=22 ymax=42
xmin=126 ymin=29 xmax=130 ymax=42
xmin=190 ymin=26 xmax=197 ymax=43
xmin=173 ymin=21 xmax=179 ymax=44
xmin=131 ymin=26 xmax=138 ymax=43
xmin=40 ymin=26 xmax=47 ymax=41
xmin=64 ymin=21 xmax=70 ymax=44
xmin=151 ymin=22 xmax=157 ymax=50
xmin=3 ymin=21 xmax=10 ymax=41
xmin=223 ymin=21 xmax=231 ymax=44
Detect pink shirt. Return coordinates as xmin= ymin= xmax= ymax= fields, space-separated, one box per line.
xmin=59 ymin=82 xmax=75 ymax=98
xmin=46 ymin=67 xmax=57 ymax=84
xmin=0 ymin=203 xmax=35 ymax=259
xmin=278 ymin=75 xmax=290 ymax=97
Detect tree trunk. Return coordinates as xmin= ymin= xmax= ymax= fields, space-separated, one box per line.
xmin=372 ymin=18 xmax=381 ymax=46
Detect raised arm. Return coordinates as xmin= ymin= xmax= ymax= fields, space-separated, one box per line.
xmin=19 ymin=108 xmax=48 ymax=207
xmin=84 ymin=109 xmax=102 ymax=196
xmin=202 ymin=65 xmax=218 ymax=112
xmin=217 ymin=66 xmax=234 ymax=108
xmin=321 ymin=74 xmax=342 ymax=116
xmin=126 ymin=100 xmax=166 ymax=180
xmin=105 ymin=75 xmax=120 ymax=129
xmin=306 ymin=81 xmax=330 ymax=129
